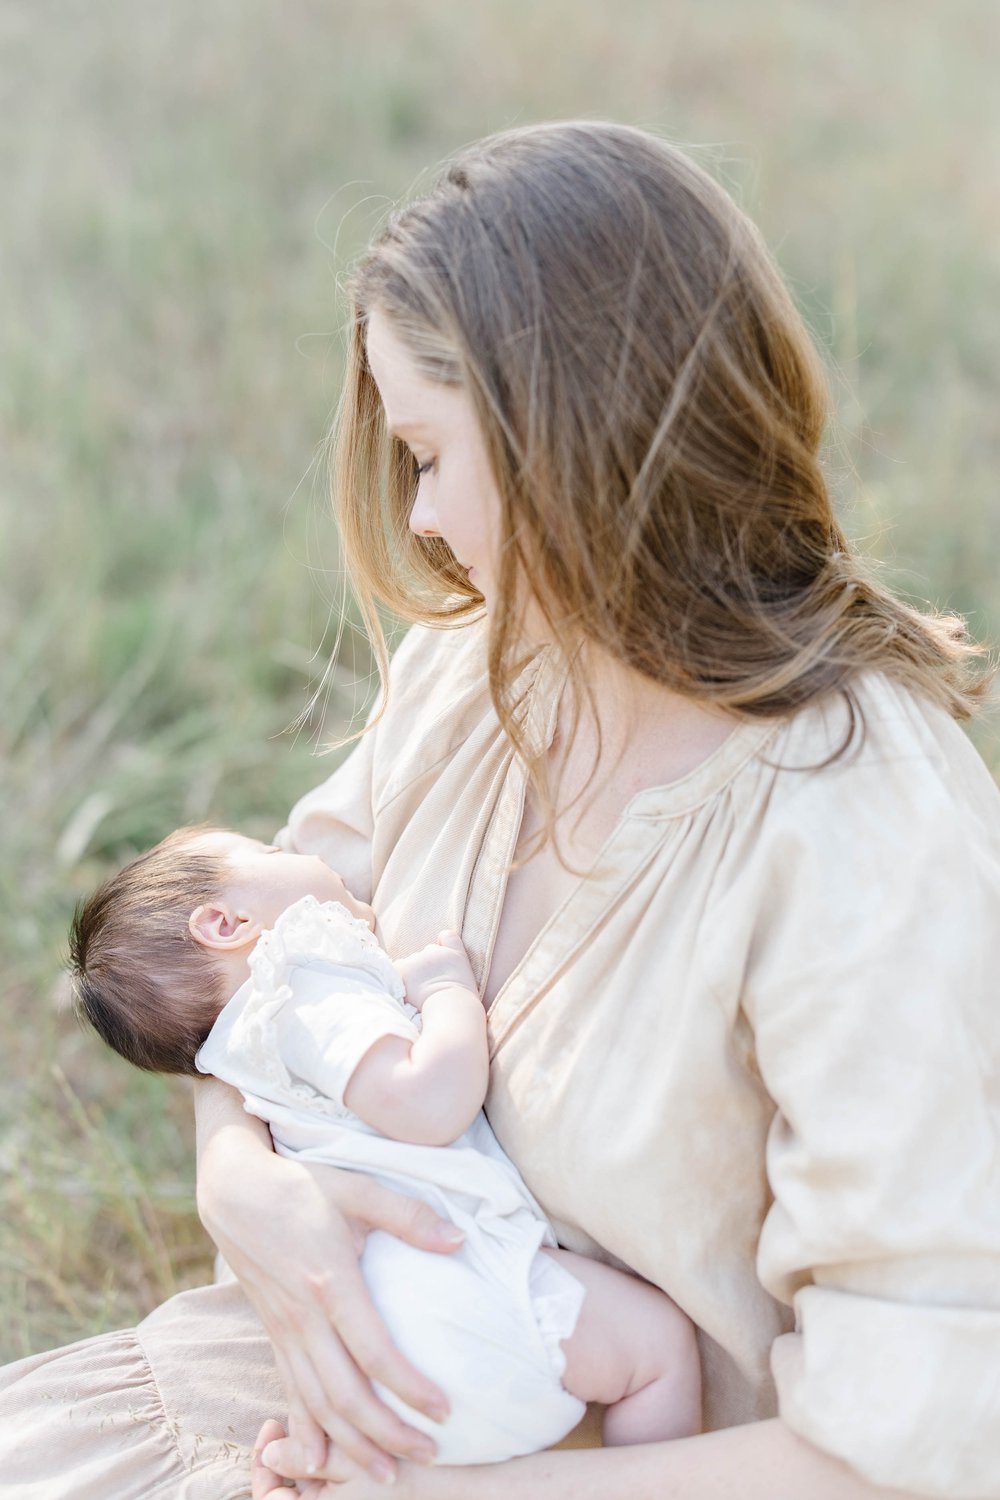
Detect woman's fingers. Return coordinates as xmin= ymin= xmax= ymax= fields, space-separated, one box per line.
xmin=311 ymin=1259 xmax=449 ymax=1428
xmin=335 ymin=1170 xmax=466 ymax=1255
xmin=280 ymin=1337 xmax=412 ymax=1475
xmin=262 ymin=1434 xmax=367 ymax=1485
xmin=257 ymin=1249 xmax=441 ymax=1471
xmin=215 ymin=1165 xmax=462 ymax=1479
xmin=287 ymin=1401 xmax=329 ymax=1478
xmin=304 ymin=1324 xmax=439 ymax=1461
xmin=272 ymin=1343 xmax=328 ymax=1475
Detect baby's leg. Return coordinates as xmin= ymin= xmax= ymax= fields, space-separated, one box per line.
xmin=542 ymin=1248 xmax=701 ymax=1445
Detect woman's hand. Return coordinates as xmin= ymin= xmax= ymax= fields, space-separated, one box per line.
xmin=195 ymin=1082 xmax=464 ymax=1481
xmin=252 ymin=1420 xmax=428 ymax=1500
xmin=205 ymin=1151 xmax=463 ymax=1477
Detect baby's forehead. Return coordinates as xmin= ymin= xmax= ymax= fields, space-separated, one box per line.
xmin=186 ymin=831 xmax=345 ymax=879
xmin=187 ymin=830 xmax=264 ymax=858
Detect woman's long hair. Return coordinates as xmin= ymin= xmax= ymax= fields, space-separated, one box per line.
xmin=330 ymin=120 xmax=990 ymax=818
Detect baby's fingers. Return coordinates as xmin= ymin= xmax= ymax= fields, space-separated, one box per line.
xmin=251 ymin=1420 xmax=293 ymax=1498
xmin=435 ymin=929 xmax=466 ymax=952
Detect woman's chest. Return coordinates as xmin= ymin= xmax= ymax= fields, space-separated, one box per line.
xmin=484 ymin=817 xmax=600 ymax=1005
xmin=484 ymin=745 xmax=673 ymax=1004
xmin=483 ymin=860 xmax=564 ymax=1005
xmin=482 ymin=860 xmax=778 ymax=1360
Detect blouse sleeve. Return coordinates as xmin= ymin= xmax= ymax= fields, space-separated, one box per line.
xmin=273 ymin=625 xmax=431 ymax=901
xmin=274 ymin=728 xmax=378 ymax=902
xmin=743 ymin=737 xmax=1000 ymax=1499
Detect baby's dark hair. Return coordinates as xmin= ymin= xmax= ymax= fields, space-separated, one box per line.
xmin=68 ymin=826 xmax=231 ymax=1076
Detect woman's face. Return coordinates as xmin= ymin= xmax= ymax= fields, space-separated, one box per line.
xmin=365 ymin=307 xmax=503 ymax=607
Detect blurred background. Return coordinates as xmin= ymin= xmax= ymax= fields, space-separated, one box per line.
xmin=2 ymin=0 xmax=998 ymax=1360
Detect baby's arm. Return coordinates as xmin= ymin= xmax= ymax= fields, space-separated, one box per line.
xmin=343 ymin=931 xmax=488 ymax=1148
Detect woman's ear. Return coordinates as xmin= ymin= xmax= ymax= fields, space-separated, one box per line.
xmin=188 ymin=903 xmax=261 ymax=952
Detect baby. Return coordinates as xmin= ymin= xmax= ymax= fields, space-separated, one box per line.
xmin=69 ymin=826 xmax=701 ymax=1464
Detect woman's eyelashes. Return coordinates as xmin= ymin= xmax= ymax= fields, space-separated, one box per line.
xmin=414 ymin=458 xmax=436 ymax=478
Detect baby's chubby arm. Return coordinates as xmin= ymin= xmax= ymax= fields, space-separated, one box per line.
xmin=343 ymin=932 xmax=488 ymax=1147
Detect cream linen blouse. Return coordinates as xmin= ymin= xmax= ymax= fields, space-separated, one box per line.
xmin=277 ymin=620 xmax=1000 ymax=1500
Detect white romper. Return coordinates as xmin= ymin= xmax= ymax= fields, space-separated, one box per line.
xmin=195 ymin=894 xmax=586 ymax=1465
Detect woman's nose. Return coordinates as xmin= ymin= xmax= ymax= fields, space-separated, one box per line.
xmin=409 ymin=488 xmax=439 ymax=537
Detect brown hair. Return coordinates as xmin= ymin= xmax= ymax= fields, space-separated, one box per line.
xmin=68 ymin=827 xmax=229 ymax=1076
xmin=331 ymin=120 xmax=991 ymax=826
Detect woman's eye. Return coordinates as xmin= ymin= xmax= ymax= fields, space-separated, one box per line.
xmin=415 ymin=458 xmax=436 ymax=477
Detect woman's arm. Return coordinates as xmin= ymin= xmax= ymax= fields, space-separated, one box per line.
xmin=193 ymin=1075 xmax=466 ymax=1479
xmin=243 ymin=626 xmax=496 ymax=1477
xmin=194 ymin=1068 xmax=273 ymax=1182
xmin=255 ymin=1417 xmax=926 ymax=1499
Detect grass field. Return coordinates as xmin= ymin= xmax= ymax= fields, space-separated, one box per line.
xmin=2 ymin=0 xmax=999 ymax=1361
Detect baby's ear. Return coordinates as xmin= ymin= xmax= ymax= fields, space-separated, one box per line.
xmin=188 ymin=903 xmax=260 ymax=951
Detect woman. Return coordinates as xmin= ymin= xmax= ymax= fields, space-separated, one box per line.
xmin=3 ymin=120 xmax=999 ymax=1500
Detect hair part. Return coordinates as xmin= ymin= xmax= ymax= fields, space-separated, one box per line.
xmin=68 ymin=827 xmax=230 ymax=1076
xmin=331 ymin=120 xmax=992 ymax=839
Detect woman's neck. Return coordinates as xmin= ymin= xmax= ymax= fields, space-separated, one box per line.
xmin=549 ymin=640 xmax=737 ymax=809
xmin=485 ymin=642 xmax=738 ymax=1005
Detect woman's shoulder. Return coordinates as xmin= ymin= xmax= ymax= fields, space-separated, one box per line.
xmin=371 ymin=617 xmax=504 ymax=776
xmin=387 ymin=617 xmax=494 ymax=717
xmin=354 ymin=618 xmax=498 ymax=810
xmin=729 ymin=675 xmax=1000 ymax=1031
xmin=388 ymin=616 xmax=489 ymax=682
xmin=277 ymin=621 xmax=497 ymax=878
xmin=738 ymin=670 xmax=1000 ymax=895
xmin=766 ymin=670 xmax=998 ymax=816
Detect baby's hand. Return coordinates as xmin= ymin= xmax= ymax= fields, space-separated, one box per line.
xmin=396 ymin=931 xmax=480 ymax=1011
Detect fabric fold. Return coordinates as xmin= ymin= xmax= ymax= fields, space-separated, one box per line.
xmin=773 ymin=1288 xmax=1000 ymax=1498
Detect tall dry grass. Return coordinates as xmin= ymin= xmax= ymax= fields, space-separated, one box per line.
xmin=2 ymin=0 xmax=998 ymax=1359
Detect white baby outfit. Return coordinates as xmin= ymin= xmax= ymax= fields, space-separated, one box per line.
xmin=195 ymin=894 xmax=585 ymax=1465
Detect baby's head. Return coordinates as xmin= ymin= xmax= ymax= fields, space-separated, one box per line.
xmin=68 ymin=826 xmax=374 ymax=1077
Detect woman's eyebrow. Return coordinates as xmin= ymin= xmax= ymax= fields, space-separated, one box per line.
xmin=387 ymin=420 xmax=432 ymax=440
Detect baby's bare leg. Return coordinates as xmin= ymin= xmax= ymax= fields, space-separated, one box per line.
xmin=543 ymin=1248 xmax=701 ymax=1445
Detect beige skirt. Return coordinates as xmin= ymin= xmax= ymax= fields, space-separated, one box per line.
xmin=0 ymin=1270 xmax=601 ymax=1498
xmin=0 ymin=1274 xmax=283 ymax=1500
